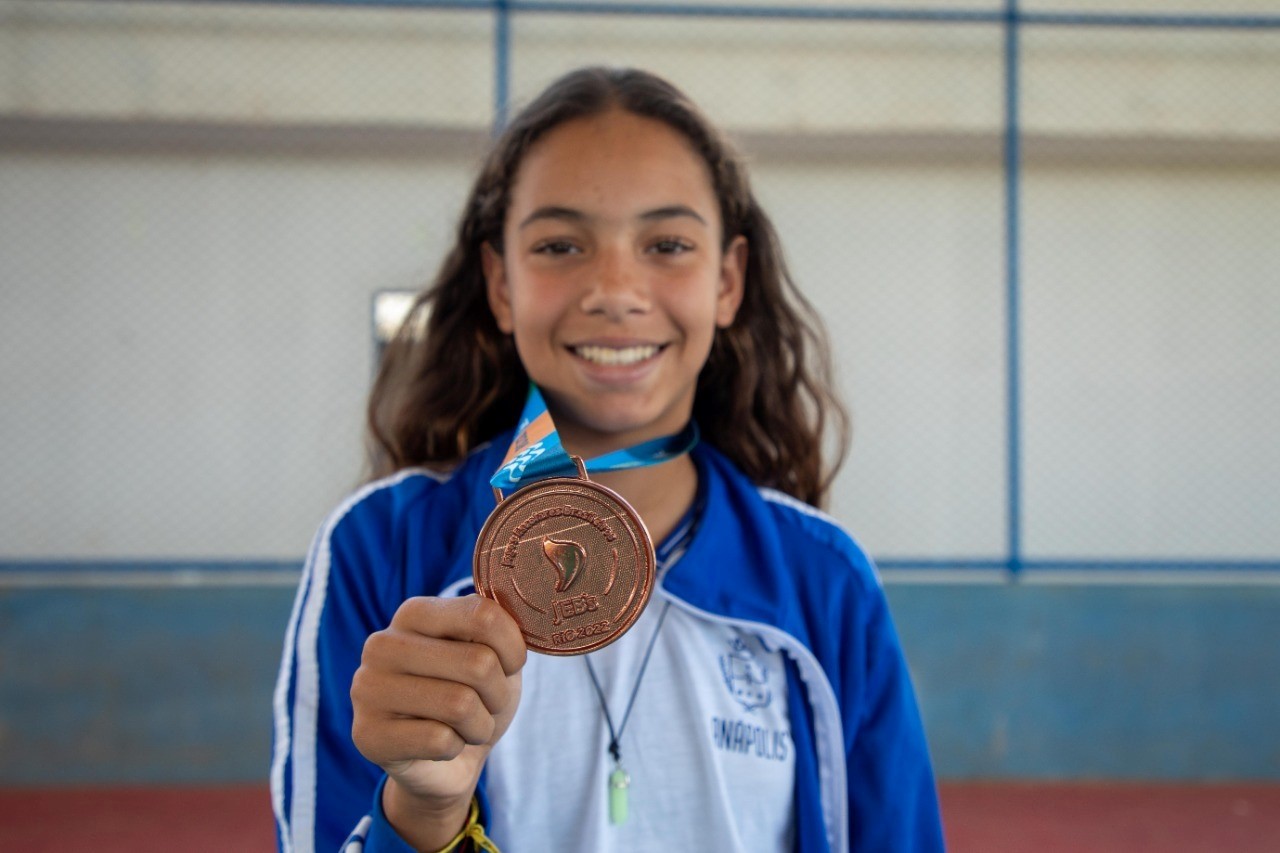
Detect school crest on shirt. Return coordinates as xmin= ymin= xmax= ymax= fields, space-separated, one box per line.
xmin=720 ymin=636 xmax=772 ymax=712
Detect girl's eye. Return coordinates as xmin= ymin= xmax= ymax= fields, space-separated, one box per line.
xmin=649 ymin=237 xmax=694 ymax=255
xmin=532 ymin=240 xmax=581 ymax=256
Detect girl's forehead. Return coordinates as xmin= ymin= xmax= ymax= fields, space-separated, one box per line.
xmin=508 ymin=110 xmax=718 ymax=218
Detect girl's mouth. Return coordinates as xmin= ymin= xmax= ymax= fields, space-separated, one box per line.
xmin=571 ymin=344 xmax=662 ymax=367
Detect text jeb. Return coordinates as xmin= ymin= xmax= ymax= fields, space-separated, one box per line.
xmin=551 ymin=592 xmax=600 ymax=626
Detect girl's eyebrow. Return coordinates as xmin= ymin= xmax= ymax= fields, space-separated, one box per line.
xmin=640 ymin=205 xmax=708 ymax=226
xmin=518 ymin=205 xmax=585 ymax=230
xmin=517 ymin=204 xmax=709 ymax=230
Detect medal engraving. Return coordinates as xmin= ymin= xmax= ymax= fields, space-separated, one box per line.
xmin=474 ymin=476 xmax=654 ymax=655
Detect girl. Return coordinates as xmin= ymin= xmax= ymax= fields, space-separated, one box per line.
xmin=272 ymin=67 xmax=943 ymax=853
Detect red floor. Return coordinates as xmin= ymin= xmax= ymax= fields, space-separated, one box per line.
xmin=941 ymin=782 xmax=1280 ymax=853
xmin=1 ymin=782 xmax=1277 ymax=851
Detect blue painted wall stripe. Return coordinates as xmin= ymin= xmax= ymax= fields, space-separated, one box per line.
xmin=5 ymin=583 xmax=1278 ymax=784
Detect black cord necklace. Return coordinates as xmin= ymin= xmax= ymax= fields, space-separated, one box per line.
xmin=583 ymin=599 xmax=673 ymax=826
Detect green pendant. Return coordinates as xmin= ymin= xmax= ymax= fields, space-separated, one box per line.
xmin=609 ymin=765 xmax=630 ymax=825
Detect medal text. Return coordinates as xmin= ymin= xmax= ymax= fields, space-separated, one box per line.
xmin=551 ymin=620 xmax=611 ymax=646
xmin=551 ymin=591 xmax=600 ymax=625
xmin=501 ymin=504 xmax=619 ymax=570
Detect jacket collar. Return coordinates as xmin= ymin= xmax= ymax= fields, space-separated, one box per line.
xmin=661 ymin=444 xmax=808 ymax=644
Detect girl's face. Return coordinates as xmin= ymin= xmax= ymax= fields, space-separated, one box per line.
xmin=484 ymin=109 xmax=746 ymax=455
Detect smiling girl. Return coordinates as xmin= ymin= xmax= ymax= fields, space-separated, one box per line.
xmin=272 ymin=67 xmax=943 ymax=853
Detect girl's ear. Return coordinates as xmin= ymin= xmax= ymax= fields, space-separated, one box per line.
xmin=715 ymin=235 xmax=748 ymax=329
xmin=482 ymin=242 xmax=515 ymax=334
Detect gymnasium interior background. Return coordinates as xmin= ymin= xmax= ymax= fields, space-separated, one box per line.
xmin=2 ymin=0 xmax=1278 ymax=811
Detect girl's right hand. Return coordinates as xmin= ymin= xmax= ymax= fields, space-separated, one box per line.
xmin=350 ymin=594 xmax=526 ymax=845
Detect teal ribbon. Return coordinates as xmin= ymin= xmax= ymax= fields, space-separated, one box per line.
xmin=490 ymin=384 xmax=698 ymax=491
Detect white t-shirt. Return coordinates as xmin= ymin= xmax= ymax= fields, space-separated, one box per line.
xmin=485 ymin=587 xmax=797 ymax=852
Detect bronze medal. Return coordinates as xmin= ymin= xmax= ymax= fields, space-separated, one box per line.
xmin=473 ymin=459 xmax=654 ymax=656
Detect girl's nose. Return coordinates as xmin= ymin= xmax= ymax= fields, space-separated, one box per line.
xmin=579 ymin=248 xmax=650 ymax=319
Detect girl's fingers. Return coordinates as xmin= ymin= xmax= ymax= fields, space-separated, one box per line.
xmin=389 ymin=594 xmax=527 ymax=677
xmin=361 ymin=630 xmax=512 ymax=716
xmin=351 ymin=668 xmax=497 ymax=747
xmin=352 ymin=713 xmax=468 ymax=766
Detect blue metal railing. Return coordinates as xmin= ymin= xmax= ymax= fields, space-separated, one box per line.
xmin=127 ymin=0 xmax=1280 ymax=30
xmin=1003 ymin=0 xmax=1023 ymax=574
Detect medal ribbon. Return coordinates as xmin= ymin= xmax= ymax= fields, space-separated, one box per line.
xmin=490 ymin=383 xmax=698 ymax=492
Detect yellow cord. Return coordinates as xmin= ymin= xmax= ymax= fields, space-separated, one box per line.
xmin=433 ymin=797 xmax=500 ymax=853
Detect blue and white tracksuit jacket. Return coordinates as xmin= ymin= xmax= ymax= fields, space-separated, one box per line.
xmin=272 ymin=434 xmax=944 ymax=852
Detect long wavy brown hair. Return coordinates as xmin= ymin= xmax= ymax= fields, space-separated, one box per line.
xmin=367 ymin=67 xmax=849 ymax=507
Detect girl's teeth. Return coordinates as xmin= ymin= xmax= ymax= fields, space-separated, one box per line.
xmin=575 ymin=345 xmax=659 ymax=366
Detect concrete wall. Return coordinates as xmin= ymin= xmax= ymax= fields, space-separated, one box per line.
xmin=3 ymin=1 xmax=1278 ymax=563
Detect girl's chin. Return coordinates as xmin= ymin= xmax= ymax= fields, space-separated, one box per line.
xmin=556 ymin=408 xmax=691 ymax=451
xmin=538 ymin=382 xmax=695 ymax=445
